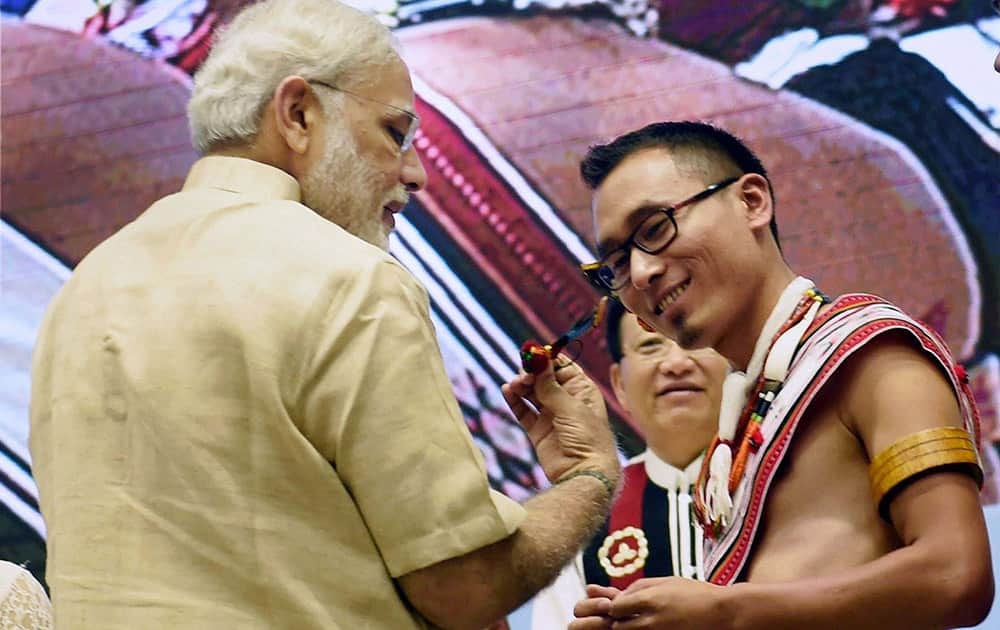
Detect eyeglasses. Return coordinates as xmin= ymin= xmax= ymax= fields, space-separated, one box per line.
xmin=580 ymin=176 xmax=740 ymax=292
xmin=309 ymin=80 xmax=420 ymax=153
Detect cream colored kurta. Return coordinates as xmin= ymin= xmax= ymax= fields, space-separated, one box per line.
xmin=29 ymin=156 xmax=525 ymax=629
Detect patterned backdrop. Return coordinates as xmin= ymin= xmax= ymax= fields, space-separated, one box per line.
xmin=1 ymin=1 xmax=998 ymax=622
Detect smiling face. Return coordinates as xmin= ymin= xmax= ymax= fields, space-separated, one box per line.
xmin=610 ymin=312 xmax=729 ymax=468
xmin=593 ymin=147 xmax=775 ymax=363
xmin=301 ymin=57 xmax=427 ymax=250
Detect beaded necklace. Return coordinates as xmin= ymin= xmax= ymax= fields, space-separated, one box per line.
xmin=693 ymin=279 xmax=829 ymax=538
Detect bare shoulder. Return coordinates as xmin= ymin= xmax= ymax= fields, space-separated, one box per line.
xmin=825 ymin=329 xmax=965 ymax=460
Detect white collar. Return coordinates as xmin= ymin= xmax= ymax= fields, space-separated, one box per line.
xmin=640 ymin=450 xmax=703 ymax=492
xmin=717 ymin=276 xmax=814 ymax=441
xmin=702 ymin=276 xmax=820 ymax=528
xmin=744 ymin=276 xmax=815 ymax=381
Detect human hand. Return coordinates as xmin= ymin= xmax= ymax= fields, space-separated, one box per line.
xmin=569 ymin=585 xmax=621 ymax=629
xmin=501 ymin=357 xmax=618 ymax=485
xmin=586 ymin=577 xmax=727 ymax=629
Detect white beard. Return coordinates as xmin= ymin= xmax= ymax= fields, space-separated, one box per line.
xmin=300 ymin=124 xmax=391 ymax=250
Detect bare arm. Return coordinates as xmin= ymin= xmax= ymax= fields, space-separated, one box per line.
xmin=400 ymin=473 xmax=612 ymax=630
xmin=581 ymin=333 xmax=992 ymax=630
xmin=574 ymin=481 xmax=990 ymax=630
xmin=728 ymin=333 xmax=993 ymax=630
xmin=723 ymin=472 xmax=991 ymax=630
xmin=400 ymin=358 xmax=622 ymax=630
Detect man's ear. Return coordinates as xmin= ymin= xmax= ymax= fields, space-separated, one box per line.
xmin=272 ymin=76 xmax=319 ymax=156
xmin=739 ymin=173 xmax=773 ymax=233
xmin=609 ymin=362 xmax=630 ymax=413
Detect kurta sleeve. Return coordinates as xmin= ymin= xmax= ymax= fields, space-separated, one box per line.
xmin=297 ymin=258 xmax=526 ymax=576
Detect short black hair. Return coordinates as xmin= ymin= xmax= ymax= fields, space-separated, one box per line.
xmin=580 ymin=121 xmax=780 ymax=246
xmin=604 ymin=298 xmax=628 ymax=363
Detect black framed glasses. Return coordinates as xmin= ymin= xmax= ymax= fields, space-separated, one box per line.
xmin=580 ymin=176 xmax=740 ymax=292
xmin=309 ymin=80 xmax=420 ymax=153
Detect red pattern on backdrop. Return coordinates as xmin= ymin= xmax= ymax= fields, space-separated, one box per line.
xmin=411 ymin=96 xmax=633 ymax=430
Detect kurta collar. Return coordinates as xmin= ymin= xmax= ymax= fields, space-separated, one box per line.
xmin=182 ymin=156 xmax=301 ymax=202
xmin=641 ymin=450 xmax=703 ymax=492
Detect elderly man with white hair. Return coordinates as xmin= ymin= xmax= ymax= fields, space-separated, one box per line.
xmin=28 ymin=2 xmax=620 ymax=628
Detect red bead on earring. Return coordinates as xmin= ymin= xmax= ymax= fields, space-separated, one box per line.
xmin=520 ymin=341 xmax=551 ymax=374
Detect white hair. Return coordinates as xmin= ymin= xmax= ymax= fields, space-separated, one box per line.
xmin=187 ymin=0 xmax=399 ymax=154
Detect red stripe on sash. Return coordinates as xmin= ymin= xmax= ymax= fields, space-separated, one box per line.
xmin=706 ymin=299 xmax=980 ymax=584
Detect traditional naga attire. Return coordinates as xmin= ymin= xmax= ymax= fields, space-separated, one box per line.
xmin=528 ymin=451 xmax=705 ymax=628
xmin=582 ymin=451 xmax=705 ymax=588
xmin=693 ymin=277 xmax=982 ymax=585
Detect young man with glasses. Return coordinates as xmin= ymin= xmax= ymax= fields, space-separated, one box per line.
xmin=529 ymin=121 xmax=991 ymax=628
xmin=29 ymin=2 xmax=621 ymax=628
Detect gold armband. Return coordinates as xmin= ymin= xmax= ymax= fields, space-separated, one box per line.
xmin=870 ymin=427 xmax=982 ymax=520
